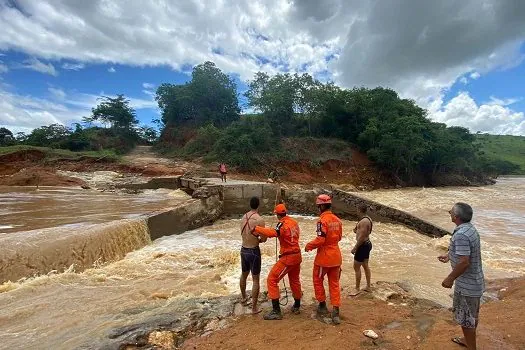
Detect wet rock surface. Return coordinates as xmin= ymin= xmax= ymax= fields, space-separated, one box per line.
xmin=284 ymin=188 xmax=450 ymax=237
xmin=89 ymin=295 xmax=239 ymax=350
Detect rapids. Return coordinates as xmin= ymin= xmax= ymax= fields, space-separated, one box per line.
xmin=0 ymin=178 xmax=523 ymax=349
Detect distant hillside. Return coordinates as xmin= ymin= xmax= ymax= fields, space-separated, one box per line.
xmin=475 ymin=134 xmax=525 ymax=174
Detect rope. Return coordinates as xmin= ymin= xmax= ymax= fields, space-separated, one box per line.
xmin=274 ymin=184 xmax=289 ymax=306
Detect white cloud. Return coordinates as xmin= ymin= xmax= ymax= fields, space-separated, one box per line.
xmin=0 ymin=84 xmax=157 ymax=133
xmin=0 ymin=63 xmax=7 ymax=74
xmin=0 ymin=0 xmax=338 ymax=81
xmin=108 ymin=67 xmax=116 ymax=73
xmin=62 ymin=62 xmax=85 ymax=70
xmin=0 ymin=88 xmax=78 ymax=132
xmin=142 ymin=82 xmax=155 ymax=97
xmin=470 ymin=72 xmax=481 ymax=80
xmin=326 ymin=1 xmax=525 ymax=108
xmin=488 ymin=96 xmax=522 ymax=106
xmin=0 ymin=1 xmax=523 ymax=133
xmin=66 ymin=92 xmax=157 ymax=111
xmin=430 ymin=91 xmax=525 ymax=135
xmin=128 ymin=97 xmax=157 ymax=110
xmin=48 ymin=87 xmax=66 ymax=100
xmin=460 ymin=77 xmax=468 ymax=85
xmin=18 ymin=57 xmax=58 ymax=76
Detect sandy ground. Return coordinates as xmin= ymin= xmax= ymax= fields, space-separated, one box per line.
xmin=183 ymin=278 xmax=525 ymax=350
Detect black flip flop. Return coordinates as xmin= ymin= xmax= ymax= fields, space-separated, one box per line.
xmin=451 ymin=337 xmax=467 ymax=347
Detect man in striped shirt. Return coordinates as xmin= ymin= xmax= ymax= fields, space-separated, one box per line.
xmin=438 ymin=202 xmax=484 ymax=350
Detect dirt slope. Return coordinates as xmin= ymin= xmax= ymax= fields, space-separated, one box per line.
xmin=183 ymin=278 xmax=525 ymax=350
xmin=0 ymin=146 xmax=189 ymax=186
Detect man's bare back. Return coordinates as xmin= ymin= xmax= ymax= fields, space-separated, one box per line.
xmin=240 ymin=211 xmax=266 ymax=248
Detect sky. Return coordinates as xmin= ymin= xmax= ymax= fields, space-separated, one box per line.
xmin=0 ymin=0 xmax=524 ymax=135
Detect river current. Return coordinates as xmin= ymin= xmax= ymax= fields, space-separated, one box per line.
xmin=0 ymin=178 xmax=523 ymax=349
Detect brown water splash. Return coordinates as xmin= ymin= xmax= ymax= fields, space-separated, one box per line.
xmin=0 ymin=219 xmax=151 ymax=283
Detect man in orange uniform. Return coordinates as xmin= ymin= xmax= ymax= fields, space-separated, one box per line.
xmin=253 ymin=203 xmax=302 ymax=320
xmin=305 ymin=194 xmax=343 ymax=325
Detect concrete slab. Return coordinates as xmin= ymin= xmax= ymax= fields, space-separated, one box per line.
xmin=242 ymin=184 xmax=263 ymax=198
xmin=262 ymin=184 xmax=280 ymax=200
xmin=203 ymin=178 xmax=267 ymax=186
xmin=223 ymin=185 xmax=243 ymax=199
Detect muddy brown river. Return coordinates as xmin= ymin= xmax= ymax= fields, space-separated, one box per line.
xmin=0 ymin=186 xmax=190 ymax=234
xmin=0 ymin=178 xmax=523 ymax=349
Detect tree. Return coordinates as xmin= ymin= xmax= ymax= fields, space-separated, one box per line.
xmin=25 ymin=124 xmax=72 ymax=147
xmin=210 ymin=116 xmax=274 ymax=170
xmin=0 ymin=127 xmax=15 ymax=146
xmin=365 ymin=115 xmax=431 ymax=182
xmin=421 ymin=124 xmax=477 ymax=178
xmin=156 ymin=61 xmax=240 ymax=129
xmin=190 ymin=61 xmax=240 ymax=127
xmin=15 ymin=132 xmax=27 ymax=143
xmin=90 ymin=95 xmax=138 ymax=130
xmin=245 ymin=72 xmax=303 ymax=135
xmin=137 ymin=126 xmax=158 ymax=144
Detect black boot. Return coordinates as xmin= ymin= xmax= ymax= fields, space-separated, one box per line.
xmin=331 ymin=306 xmax=341 ymax=325
xmin=264 ymin=299 xmax=283 ymax=320
xmin=290 ymin=298 xmax=301 ymax=315
xmin=317 ymin=301 xmax=329 ymax=317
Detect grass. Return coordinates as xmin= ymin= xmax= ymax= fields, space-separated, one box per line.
xmin=475 ymin=134 xmax=525 ymax=174
xmin=0 ymin=145 xmax=120 ymax=161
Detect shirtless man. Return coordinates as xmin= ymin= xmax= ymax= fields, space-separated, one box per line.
xmin=239 ymin=196 xmax=267 ymax=313
xmin=349 ymin=204 xmax=373 ymax=296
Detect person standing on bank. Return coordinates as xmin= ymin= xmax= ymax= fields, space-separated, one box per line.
xmin=239 ymin=197 xmax=267 ymax=314
xmin=219 ymin=162 xmax=227 ymax=182
xmin=305 ymin=194 xmax=343 ymax=325
xmin=438 ymin=202 xmax=484 ymax=350
xmin=349 ymin=204 xmax=373 ymax=296
xmin=253 ymin=203 xmax=303 ymax=320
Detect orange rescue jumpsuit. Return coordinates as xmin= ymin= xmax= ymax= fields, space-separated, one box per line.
xmin=254 ymin=216 xmax=302 ymax=301
xmin=305 ymin=210 xmax=343 ymax=307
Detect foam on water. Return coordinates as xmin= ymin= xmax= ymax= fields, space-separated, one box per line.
xmin=0 ymin=179 xmax=523 ymax=349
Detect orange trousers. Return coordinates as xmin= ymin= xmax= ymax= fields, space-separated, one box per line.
xmin=267 ymin=256 xmax=302 ymax=301
xmin=313 ymin=264 xmax=341 ymax=307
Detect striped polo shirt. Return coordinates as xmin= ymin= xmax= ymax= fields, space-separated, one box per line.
xmin=449 ymin=222 xmax=485 ymax=297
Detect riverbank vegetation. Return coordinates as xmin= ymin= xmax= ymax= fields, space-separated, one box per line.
xmin=154 ymin=61 xmax=522 ymax=185
xmin=2 ymin=61 xmax=523 ymax=186
xmin=0 ymin=145 xmax=120 ymax=161
xmin=0 ymin=95 xmax=156 ymax=155
xmin=475 ymin=134 xmax=525 ymax=175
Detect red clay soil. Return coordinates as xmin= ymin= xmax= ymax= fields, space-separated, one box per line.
xmin=0 ymin=167 xmax=87 ymax=187
xmin=221 ymin=148 xmax=393 ymax=189
xmin=1 ymin=147 xmax=390 ymax=188
xmin=183 ymin=278 xmax=525 ymax=350
xmin=0 ymin=149 xmax=186 ymax=186
xmin=280 ymin=159 xmax=392 ymax=188
xmin=234 ymin=159 xmax=393 ymax=189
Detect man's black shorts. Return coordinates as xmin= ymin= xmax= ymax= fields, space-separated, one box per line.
xmin=354 ymin=241 xmax=372 ymax=263
xmin=241 ymin=246 xmax=261 ymax=275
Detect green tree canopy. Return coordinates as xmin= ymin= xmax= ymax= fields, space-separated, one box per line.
xmin=89 ymin=94 xmax=138 ymax=130
xmin=156 ymin=61 xmax=239 ymax=129
xmin=25 ymin=124 xmax=72 ymax=147
xmin=0 ymin=127 xmax=15 ymax=146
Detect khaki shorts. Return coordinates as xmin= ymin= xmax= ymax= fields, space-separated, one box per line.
xmin=452 ymin=291 xmax=480 ymax=329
